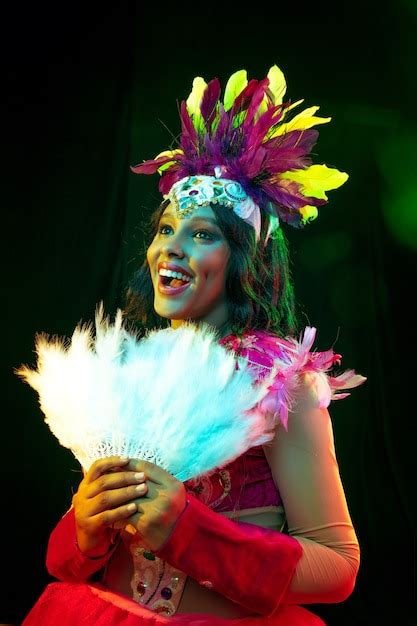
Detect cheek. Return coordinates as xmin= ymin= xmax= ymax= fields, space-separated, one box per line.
xmin=146 ymin=240 xmax=158 ymax=268
xmin=202 ymin=252 xmax=229 ymax=287
xmin=217 ymin=249 xmax=231 ymax=277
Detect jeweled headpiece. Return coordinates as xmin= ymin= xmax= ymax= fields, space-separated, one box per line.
xmin=131 ymin=65 xmax=348 ymax=243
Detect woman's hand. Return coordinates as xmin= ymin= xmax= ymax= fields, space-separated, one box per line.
xmin=125 ymin=459 xmax=187 ymax=552
xmin=72 ymin=456 xmax=147 ymax=557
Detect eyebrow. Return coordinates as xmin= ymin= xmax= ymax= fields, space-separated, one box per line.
xmin=160 ymin=212 xmax=220 ymax=226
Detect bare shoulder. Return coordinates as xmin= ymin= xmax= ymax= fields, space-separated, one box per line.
xmin=263 ymin=374 xmax=337 ymax=459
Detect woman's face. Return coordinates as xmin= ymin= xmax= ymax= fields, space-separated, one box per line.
xmin=146 ymin=204 xmax=231 ymax=329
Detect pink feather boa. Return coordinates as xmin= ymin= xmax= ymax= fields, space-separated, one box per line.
xmin=219 ymin=327 xmax=366 ymax=431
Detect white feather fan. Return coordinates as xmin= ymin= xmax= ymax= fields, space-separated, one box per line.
xmin=17 ymin=306 xmax=276 ymax=481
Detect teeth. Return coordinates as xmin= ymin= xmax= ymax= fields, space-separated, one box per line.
xmin=159 ymin=268 xmax=191 ymax=282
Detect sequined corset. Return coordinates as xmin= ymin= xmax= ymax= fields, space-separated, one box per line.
xmin=127 ymin=444 xmax=283 ymax=616
xmin=129 ymin=532 xmax=188 ymax=616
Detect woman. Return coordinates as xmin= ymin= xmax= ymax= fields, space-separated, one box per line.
xmin=22 ymin=65 xmax=364 ymax=625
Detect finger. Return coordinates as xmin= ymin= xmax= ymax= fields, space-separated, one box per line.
xmin=93 ymin=501 xmax=139 ymax=528
xmin=89 ymin=482 xmax=148 ymax=516
xmin=84 ymin=456 xmax=130 ymax=484
xmin=88 ymin=470 xmax=147 ymax=499
xmin=126 ymin=459 xmax=164 ymax=485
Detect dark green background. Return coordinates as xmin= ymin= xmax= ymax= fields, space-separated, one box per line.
xmin=2 ymin=3 xmax=416 ymax=624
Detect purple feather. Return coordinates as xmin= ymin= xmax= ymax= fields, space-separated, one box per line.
xmin=179 ymin=102 xmax=199 ymax=153
xmin=237 ymin=147 xmax=267 ymax=179
xmin=131 ymin=68 xmax=343 ymax=229
xmin=230 ymin=80 xmax=259 ymax=119
xmin=264 ymin=153 xmax=312 ymax=174
xmin=200 ymin=78 xmax=221 ymax=128
xmin=262 ymin=179 xmax=326 ymax=210
xmin=130 ymin=156 xmax=174 ymax=175
xmin=212 ymin=105 xmax=229 ymax=142
xmin=269 ymin=129 xmax=317 ymax=151
xmin=264 ymin=129 xmax=319 ymax=155
xmin=245 ymin=104 xmax=286 ymax=153
xmin=243 ymin=78 xmax=270 ymax=129
xmin=159 ymin=168 xmax=182 ymax=195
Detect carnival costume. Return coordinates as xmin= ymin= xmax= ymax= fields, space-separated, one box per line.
xmin=19 ymin=65 xmax=365 ymax=625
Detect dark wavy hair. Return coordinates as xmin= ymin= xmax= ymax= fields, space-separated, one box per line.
xmin=124 ymin=200 xmax=299 ymax=338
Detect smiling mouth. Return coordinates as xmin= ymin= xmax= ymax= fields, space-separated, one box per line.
xmin=157 ymin=274 xmax=192 ymax=296
xmin=159 ymin=275 xmax=189 ymax=288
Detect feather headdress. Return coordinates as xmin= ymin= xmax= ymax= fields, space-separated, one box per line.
xmin=131 ymin=65 xmax=348 ymax=241
xmin=16 ymin=306 xmax=277 ymax=480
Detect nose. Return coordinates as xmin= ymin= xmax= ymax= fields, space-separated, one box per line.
xmin=161 ymin=233 xmax=185 ymax=257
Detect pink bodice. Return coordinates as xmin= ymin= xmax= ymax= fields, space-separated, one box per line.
xmin=184 ymin=443 xmax=282 ymax=512
xmin=181 ymin=328 xmax=298 ymax=513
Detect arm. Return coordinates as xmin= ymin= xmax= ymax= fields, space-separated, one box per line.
xmin=263 ymin=377 xmax=361 ymax=604
xmin=153 ymin=378 xmax=360 ymax=615
xmin=154 ymin=492 xmax=303 ymax=616
xmin=46 ymin=507 xmax=119 ymax=582
xmin=46 ymin=456 xmax=146 ymax=582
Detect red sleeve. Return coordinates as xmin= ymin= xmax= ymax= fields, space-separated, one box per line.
xmin=154 ymin=493 xmax=303 ymax=616
xmin=46 ymin=508 xmax=118 ymax=582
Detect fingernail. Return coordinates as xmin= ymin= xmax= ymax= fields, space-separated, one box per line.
xmin=135 ymin=472 xmax=145 ymax=480
xmin=136 ymin=484 xmax=146 ymax=492
xmin=127 ymin=503 xmax=136 ymax=511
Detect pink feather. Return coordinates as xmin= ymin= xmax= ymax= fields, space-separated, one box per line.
xmin=220 ymin=327 xmax=366 ymax=432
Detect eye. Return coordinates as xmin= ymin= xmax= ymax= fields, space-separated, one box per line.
xmin=158 ymin=224 xmax=214 ymax=240
xmin=158 ymin=224 xmax=173 ymax=235
xmin=194 ymin=230 xmax=214 ymax=240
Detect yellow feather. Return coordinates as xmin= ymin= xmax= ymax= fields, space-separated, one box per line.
xmin=258 ymin=65 xmax=288 ymax=119
xmin=223 ymin=69 xmax=248 ymax=111
xmin=267 ymin=99 xmax=304 ymax=136
xmin=154 ymin=149 xmax=184 ymax=174
xmin=186 ymin=77 xmax=207 ymax=117
xmin=280 ymin=165 xmax=349 ymax=200
xmin=299 ymin=205 xmax=319 ymax=223
xmin=287 ymin=99 xmax=304 ymax=111
xmin=271 ymin=106 xmax=331 ymax=137
xmin=267 ymin=65 xmax=287 ymax=105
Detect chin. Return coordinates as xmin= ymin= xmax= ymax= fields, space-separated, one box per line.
xmin=154 ymin=301 xmax=187 ymax=321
